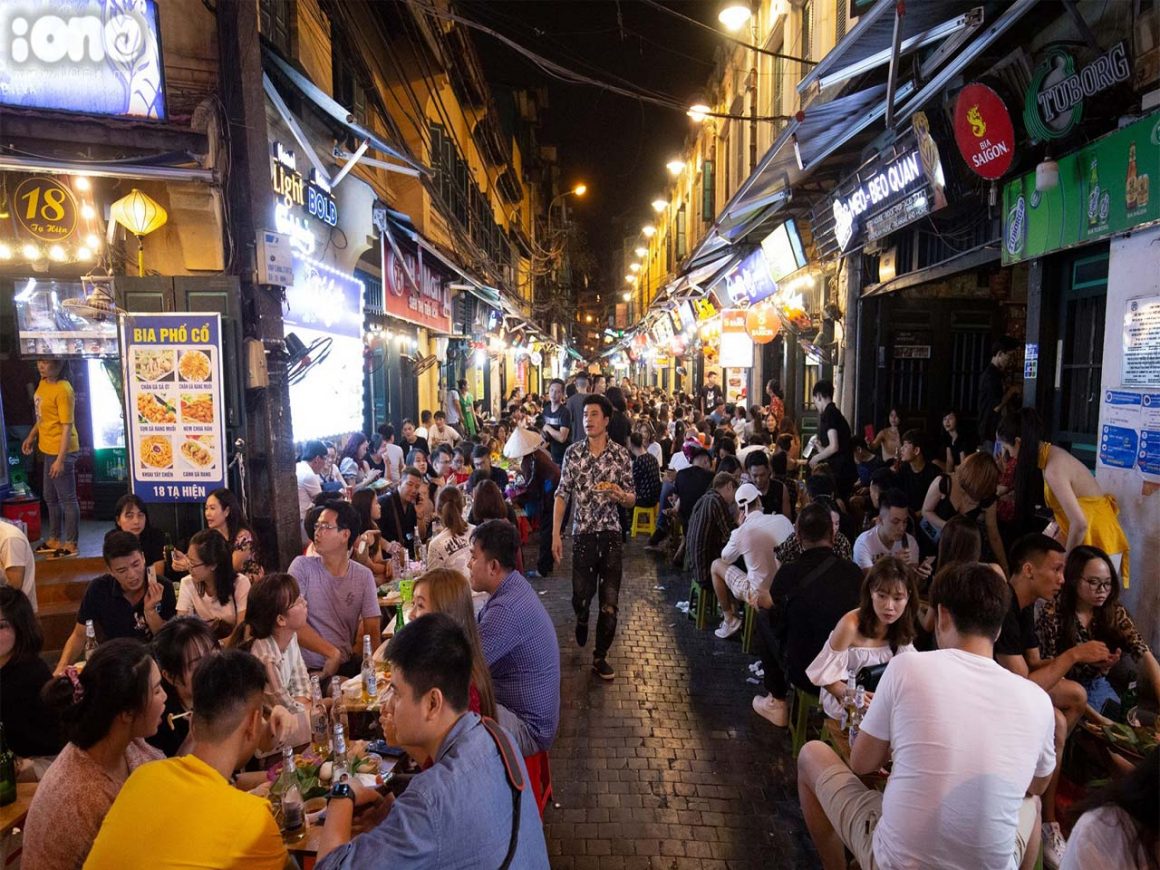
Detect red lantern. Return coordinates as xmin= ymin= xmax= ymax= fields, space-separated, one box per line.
xmin=745 ymin=304 xmax=780 ymax=344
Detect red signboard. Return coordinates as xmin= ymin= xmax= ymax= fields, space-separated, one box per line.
xmin=953 ymin=83 xmax=1015 ymax=180
xmin=745 ymin=304 xmax=780 ymax=344
xmin=382 ymin=247 xmax=453 ymax=333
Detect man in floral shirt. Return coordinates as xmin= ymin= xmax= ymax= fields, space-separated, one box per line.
xmin=553 ymin=394 xmax=635 ymax=680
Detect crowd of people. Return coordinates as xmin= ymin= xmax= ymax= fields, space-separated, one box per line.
xmin=1 ymin=354 xmax=1155 ymax=869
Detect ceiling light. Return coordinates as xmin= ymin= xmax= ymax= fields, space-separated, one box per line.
xmin=625 ymin=274 xmax=634 ymax=282
xmin=651 ymin=199 xmax=667 ymax=213
xmin=22 ymin=244 xmax=39 ymax=260
xmin=0 ymin=243 xmax=10 ymax=259
xmin=718 ymin=1 xmax=753 ymax=32
xmin=687 ymin=104 xmax=711 ymax=123
xmin=85 ymin=233 xmax=101 ymax=248
xmin=74 ymin=176 xmax=91 ymax=192
xmin=634 ymin=246 xmax=647 ymax=258
xmin=48 ymin=245 xmax=67 ymax=261
xmin=81 ymin=204 xmax=96 ymax=220
xmin=666 ymin=159 xmax=686 ymax=175
xmin=642 ymin=225 xmax=656 ymax=238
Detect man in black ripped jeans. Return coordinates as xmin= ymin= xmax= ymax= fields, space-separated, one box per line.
xmin=553 ymin=394 xmax=636 ymax=681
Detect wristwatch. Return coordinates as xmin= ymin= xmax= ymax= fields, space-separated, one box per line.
xmin=328 ymin=782 xmax=356 ymax=804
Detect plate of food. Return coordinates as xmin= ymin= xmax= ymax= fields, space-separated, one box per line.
xmin=134 ymin=349 xmax=176 ymax=382
xmin=180 ymin=392 xmax=214 ymax=424
xmin=136 ymin=392 xmax=176 ymax=424
xmin=180 ymin=436 xmax=216 ymax=469
xmin=139 ymin=435 xmax=173 ymax=469
xmin=178 ymin=349 xmax=212 ymax=382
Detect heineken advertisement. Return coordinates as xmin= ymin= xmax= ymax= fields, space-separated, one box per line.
xmin=1002 ymin=111 xmax=1159 ymax=265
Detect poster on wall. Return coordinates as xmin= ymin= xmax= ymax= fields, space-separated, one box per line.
xmin=1002 ymin=112 xmax=1159 ymax=265
xmin=1138 ymin=393 xmax=1160 ymax=480
xmin=382 ymin=246 xmax=452 ymax=334
xmin=120 ymin=313 xmax=226 ymax=503
xmin=1121 ymin=294 xmax=1160 ymax=387
xmin=719 ymin=309 xmax=753 ymax=368
xmin=1098 ymin=390 xmax=1141 ymax=470
xmin=283 ymin=256 xmax=365 ymax=441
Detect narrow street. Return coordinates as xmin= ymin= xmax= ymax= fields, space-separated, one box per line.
xmin=531 ymin=541 xmax=820 ymax=869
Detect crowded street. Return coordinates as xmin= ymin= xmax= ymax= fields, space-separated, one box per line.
xmin=0 ymin=1 xmax=1157 ymax=869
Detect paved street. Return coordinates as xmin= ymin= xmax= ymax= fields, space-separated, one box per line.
xmin=528 ymin=539 xmax=821 ymax=869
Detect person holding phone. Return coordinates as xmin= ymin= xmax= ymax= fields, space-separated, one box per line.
xmin=806 ymin=557 xmax=919 ymax=719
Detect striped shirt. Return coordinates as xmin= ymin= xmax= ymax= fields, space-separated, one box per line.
xmin=685 ymin=490 xmax=734 ymax=587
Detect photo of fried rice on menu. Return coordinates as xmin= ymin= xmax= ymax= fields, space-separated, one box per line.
xmin=178 ymin=349 xmax=212 ymax=382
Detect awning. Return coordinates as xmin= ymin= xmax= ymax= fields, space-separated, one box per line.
xmin=263 ymin=47 xmax=428 ymax=177
xmin=798 ymin=1 xmax=984 ymax=94
xmin=0 ymin=154 xmax=214 ymax=184
xmin=861 ymin=242 xmax=1000 ymax=298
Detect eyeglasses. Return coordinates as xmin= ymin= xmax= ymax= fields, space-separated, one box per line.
xmin=314 ymin=523 xmax=339 ymax=532
xmin=1082 ymin=577 xmax=1113 ymax=593
xmin=186 ymin=560 xmax=207 ymax=570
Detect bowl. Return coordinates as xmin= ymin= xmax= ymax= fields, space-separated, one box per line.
xmin=304 ymin=797 xmax=327 ymax=825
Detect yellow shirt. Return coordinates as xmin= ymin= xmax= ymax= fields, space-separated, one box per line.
xmin=34 ymin=378 xmax=79 ymax=455
xmin=84 ymin=755 xmax=287 ymax=870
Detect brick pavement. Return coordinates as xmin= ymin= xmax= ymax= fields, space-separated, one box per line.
xmin=527 ymin=539 xmax=822 ymax=870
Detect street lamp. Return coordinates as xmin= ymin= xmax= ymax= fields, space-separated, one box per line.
xmin=622 ymin=292 xmax=632 ymax=302
xmin=642 ymin=224 xmax=656 ymax=238
xmin=651 ymin=199 xmax=667 ymax=213
xmin=665 ymin=159 xmax=686 ymax=176
xmin=633 ymin=246 xmax=647 ymax=257
xmin=548 ymin=183 xmax=589 ymax=234
xmin=629 ymin=262 xmax=641 ymax=273
xmin=718 ymin=1 xmax=752 ymax=32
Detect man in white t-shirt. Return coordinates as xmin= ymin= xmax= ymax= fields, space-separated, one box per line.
xmin=710 ymin=483 xmax=792 ymax=639
xmin=0 ymin=519 xmax=37 ymax=611
xmin=296 ymin=440 xmax=327 ymax=519
xmin=852 ymin=488 xmax=921 ymax=571
xmin=428 ymin=411 xmax=460 ymax=451
xmin=798 ymin=562 xmax=1056 ymax=870
xmin=377 ymin=425 xmax=406 ymax=485
xmin=444 ymin=382 xmax=462 ymax=431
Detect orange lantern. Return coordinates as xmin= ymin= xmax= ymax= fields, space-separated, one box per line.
xmin=745 ymin=304 xmax=780 ymax=344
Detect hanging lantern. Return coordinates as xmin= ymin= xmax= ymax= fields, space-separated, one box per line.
xmin=745 ymin=304 xmax=780 ymax=344
xmin=110 ymin=189 xmax=168 ymax=276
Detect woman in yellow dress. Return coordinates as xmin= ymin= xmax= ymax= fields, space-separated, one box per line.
xmin=997 ymin=408 xmax=1130 ymax=584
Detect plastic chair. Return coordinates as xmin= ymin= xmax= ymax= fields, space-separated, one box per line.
xmin=522 ymin=750 xmax=552 ymax=817
xmin=790 ymin=687 xmax=824 ymax=758
xmin=630 ymin=505 xmax=658 ymax=537
xmin=741 ymin=602 xmax=756 ymax=654
xmin=687 ymin=576 xmax=718 ymax=630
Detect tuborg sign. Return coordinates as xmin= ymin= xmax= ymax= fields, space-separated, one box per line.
xmin=1024 ymin=41 xmax=1132 ymax=141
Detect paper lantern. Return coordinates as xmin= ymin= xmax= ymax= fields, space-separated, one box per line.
xmin=110 ymin=188 xmax=168 ymax=276
xmin=746 ymin=304 xmax=780 ymax=344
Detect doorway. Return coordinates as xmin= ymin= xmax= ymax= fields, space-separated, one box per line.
xmin=1053 ymin=252 xmax=1108 ymax=468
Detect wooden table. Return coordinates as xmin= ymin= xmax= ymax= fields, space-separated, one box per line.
xmin=823 ymin=720 xmax=889 ymax=791
xmin=0 ymin=783 xmax=37 ymax=837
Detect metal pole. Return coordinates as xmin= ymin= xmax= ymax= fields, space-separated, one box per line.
xmin=884 ymin=1 xmax=905 ymax=130
xmin=749 ymin=21 xmax=759 ymax=175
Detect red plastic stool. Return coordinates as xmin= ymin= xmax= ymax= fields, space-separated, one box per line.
xmin=522 ymin=750 xmax=552 ymax=816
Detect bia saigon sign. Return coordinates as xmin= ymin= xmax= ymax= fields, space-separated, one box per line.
xmin=1024 ymin=42 xmax=1131 ymax=141
xmin=953 ymin=83 xmax=1015 ymax=180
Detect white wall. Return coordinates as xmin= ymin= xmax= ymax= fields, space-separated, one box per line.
xmin=1100 ymin=227 xmax=1160 ymax=651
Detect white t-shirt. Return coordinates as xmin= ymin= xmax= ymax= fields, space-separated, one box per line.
xmin=0 ymin=520 xmax=36 ymax=611
xmin=414 ymin=426 xmax=428 ymax=440
xmin=1060 ymin=805 xmax=1151 ymax=870
xmin=719 ymin=511 xmax=794 ymax=598
xmin=383 ymin=444 xmax=406 ymax=484
xmin=176 ymin=573 xmax=251 ymax=627
xmin=445 ymin=390 xmax=461 ymax=425
xmin=647 ymin=442 xmax=663 ymax=466
xmin=428 ymin=423 xmax=461 ymax=450
xmin=425 ymin=524 xmax=474 ymax=579
xmin=296 ymin=461 xmax=322 ymax=517
xmin=861 ymin=649 xmax=1056 ymax=870
xmin=852 ymin=527 xmax=919 ymax=569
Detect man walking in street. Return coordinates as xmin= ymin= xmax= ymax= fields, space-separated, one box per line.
xmin=699 ymin=370 xmax=723 ymax=415
xmin=564 ymin=372 xmax=590 ymax=445
xmin=541 ymin=378 xmax=572 ymax=466
xmin=553 ymin=394 xmax=635 ymax=680
xmin=443 ymin=380 xmax=463 ymax=435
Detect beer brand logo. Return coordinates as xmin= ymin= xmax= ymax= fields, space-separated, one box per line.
xmin=1005 ymin=196 xmax=1026 ymax=255
xmin=967 ymin=106 xmax=986 ymax=138
xmin=1024 ymin=42 xmax=1131 ymax=141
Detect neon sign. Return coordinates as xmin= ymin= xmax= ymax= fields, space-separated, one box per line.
xmin=270 ymin=141 xmax=338 ymax=257
xmin=1024 ymin=42 xmax=1131 ymax=141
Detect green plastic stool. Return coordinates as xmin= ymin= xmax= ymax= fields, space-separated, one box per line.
xmin=790 ymin=687 xmax=824 ymax=758
xmin=741 ymin=602 xmax=756 ymax=654
xmin=687 ymin=576 xmax=718 ymax=631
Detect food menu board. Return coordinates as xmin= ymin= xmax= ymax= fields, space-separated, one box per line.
xmin=119 ymin=314 xmax=227 ymax=502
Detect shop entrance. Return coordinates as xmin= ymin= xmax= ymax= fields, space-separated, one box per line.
xmin=1052 ymin=252 xmax=1108 ymax=469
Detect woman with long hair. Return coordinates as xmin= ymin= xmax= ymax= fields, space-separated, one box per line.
xmin=109 ymin=493 xmax=167 ymax=576
xmin=339 ymin=432 xmax=379 ymax=488
xmin=426 ymin=486 xmax=474 ymax=581
xmin=998 ymin=407 xmax=1130 ymax=581
xmin=940 ymin=409 xmax=975 ymax=473
xmin=1036 ymin=546 xmax=1160 ymax=717
xmin=0 ymin=587 xmax=63 ymax=777
xmin=350 ymin=489 xmax=389 ymax=581
xmin=920 ymin=452 xmax=1007 ymax=574
xmin=806 ymin=556 xmax=919 ymax=721
xmin=467 ymin=479 xmax=523 ymax=573
xmin=22 ymin=358 xmax=80 ymax=558
xmin=407 ymin=569 xmax=496 ymax=720
xmin=24 ymin=639 xmax=165 ymax=868
xmin=868 ymin=407 xmax=903 ymax=463
xmin=176 ymin=528 xmax=250 ymax=640
xmin=237 ymin=573 xmax=312 ymax=720
xmin=1061 ymin=748 xmax=1158 ymax=870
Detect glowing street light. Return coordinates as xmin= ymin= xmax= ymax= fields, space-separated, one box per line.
xmin=633 ymin=246 xmax=647 ymax=258
xmin=629 ymin=263 xmax=641 ymax=273
xmin=718 ymin=1 xmax=752 ymax=32
xmin=642 ymin=224 xmax=657 ymax=238
xmin=651 ymin=199 xmax=667 ymax=213
xmin=572 ymin=183 xmax=588 ymax=196
xmin=665 ymin=159 xmax=686 ymax=175
xmin=687 ymin=104 xmax=712 ymax=123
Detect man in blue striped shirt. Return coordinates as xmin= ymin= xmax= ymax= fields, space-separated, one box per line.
xmin=470 ymin=520 xmax=561 ymax=755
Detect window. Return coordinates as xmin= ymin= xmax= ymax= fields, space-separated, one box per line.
xmin=676 ymin=204 xmax=687 ymax=260
xmin=701 ymin=159 xmax=715 ymax=223
xmin=332 ymin=38 xmax=367 ymax=129
xmin=801 ymin=0 xmax=813 ymax=61
xmin=259 ymin=0 xmax=294 ymax=57
xmin=836 ymin=0 xmax=848 ymax=40
xmin=773 ymin=54 xmax=785 ymax=129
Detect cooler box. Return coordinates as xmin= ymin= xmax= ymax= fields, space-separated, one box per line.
xmin=2 ymin=497 xmax=41 ymax=542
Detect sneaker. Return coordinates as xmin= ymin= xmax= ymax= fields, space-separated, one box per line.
xmin=525 ymin=570 xmax=544 ymax=580
xmin=54 ymin=543 xmax=78 ymax=558
xmin=1041 ymin=821 xmax=1066 ymax=869
xmin=592 ymin=658 xmax=615 ymax=680
xmin=714 ymin=616 xmax=743 ymax=639
xmin=35 ymin=540 xmax=60 ymax=556
xmin=752 ymin=694 xmax=789 ymax=727
xmin=575 ymin=621 xmax=588 ymax=648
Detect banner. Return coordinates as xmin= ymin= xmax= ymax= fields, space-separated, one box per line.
xmin=719 ymin=309 xmax=753 ymax=368
xmin=1002 ymin=112 xmax=1159 ymax=265
xmin=120 ymin=313 xmax=226 ymax=503
xmin=382 ymin=246 xmax=453 ymax=334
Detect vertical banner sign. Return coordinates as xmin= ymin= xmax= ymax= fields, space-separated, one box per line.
xmin=719 ymin=309 xmax=754 ymax=368
xmin=120 ymin=314 xmax=226 ymax=502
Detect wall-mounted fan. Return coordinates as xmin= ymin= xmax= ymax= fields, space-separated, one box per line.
xmin=286 ymin=332 xmax=332 ymax=385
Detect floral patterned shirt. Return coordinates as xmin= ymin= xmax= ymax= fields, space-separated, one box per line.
xmin=556 ymin=438 xmax=634 ymax=535
xmin=1036 ymin=598 xmax=1149 ymax=683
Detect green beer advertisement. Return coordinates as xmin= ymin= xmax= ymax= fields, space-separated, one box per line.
xmin=1002 ymin=111 xmax=1160 ymax=265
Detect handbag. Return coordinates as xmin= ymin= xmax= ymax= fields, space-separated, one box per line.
xmin=856 ymin=661 xmax=889 ymax=692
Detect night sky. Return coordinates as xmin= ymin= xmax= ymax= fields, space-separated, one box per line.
xmin=465 ymin=1 xmax=722 ymax=271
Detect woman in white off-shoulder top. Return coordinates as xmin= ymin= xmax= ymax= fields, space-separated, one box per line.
xmin=807 ymin=555 xmax=919 ymax=720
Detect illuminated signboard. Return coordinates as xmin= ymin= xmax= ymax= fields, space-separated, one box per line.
xmin=824 ymin=115 xmax=947 ymax=254
xmin=668 ymin=308 xmax=683 ymax=334
xmin=383 ymin=246 xmax=453 ymax=334
xmin=724 ymin=248 xmax=778 ymax=306
xmin=760 ymin=219 xmax=808 ymax=284
xmin=1024 ymin=42 xmax=1131 ymax=142
xmin=719 ymin=309 xmax=753 ymax=368
xmin=271 ymin=141 xmax=339 ymax=257
xmin=0 ymin=0 xmax=166 ymax=119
